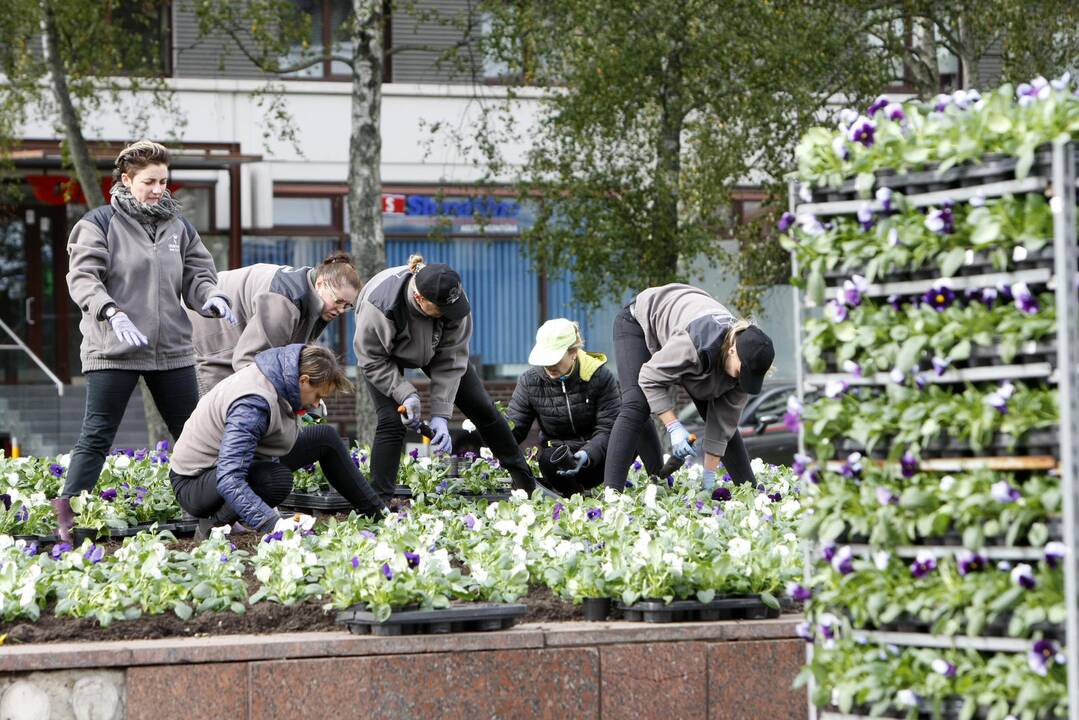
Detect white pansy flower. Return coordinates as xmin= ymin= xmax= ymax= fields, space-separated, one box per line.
xmin=112 ymin=455 xmax=131 ymax=469
xmin=728 ymin=537 xmax=751 ymax=559
xmin=461 ymin=419 xmax=477 ymax=432
xmin=753 ymin=494 xmax=772 ymax=512
xmin=373 ymin=542 xmax=395 ymax=562
xmin=255 ymin=565 xmax=272 ymax=583
xmin=643 ymin=484 xmax=658 ymax=508
xmin=750 ymin=458 xmax=765 ymax=474
xmin=780 ymin=499 xmax=801 ymax=515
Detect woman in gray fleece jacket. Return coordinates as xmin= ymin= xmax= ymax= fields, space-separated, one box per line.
xmin=188 ymin=251 xmax=361 ymax=395
xmin=602 ymin=284 xmax=775 ymax=492
xmin=55 ymin=140 xmax=237 ymax=542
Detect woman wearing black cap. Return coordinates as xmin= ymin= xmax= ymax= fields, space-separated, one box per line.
xmin=353 ymin=255 xmax=540 ymax=495
xmin=602 ymin=283 xmax=775 ymax=492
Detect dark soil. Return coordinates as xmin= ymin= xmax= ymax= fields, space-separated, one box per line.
xmin=522 ymin=584 xmax=585 ymax=623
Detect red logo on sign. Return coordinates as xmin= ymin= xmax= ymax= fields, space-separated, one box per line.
xmin=382 ymin=194 xmax=406 ymax=214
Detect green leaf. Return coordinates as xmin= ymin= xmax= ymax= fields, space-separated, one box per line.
xmin=759 ymin=591 xmax=780 ymax=610
xmin=947 ymin=340 xmax=972 ymax=362
xmin=1027 ymin=522 xmax=1049 ymax=546
xmin=903 ymin=147 xmax=930 ymax=164
xmin=895 ymin=335 xmax=927 ymax=372
xmin=939 ymin=247 xmax=967 ymax=277
xmin=986 ymin=113 xmax=1012 ymax=134
xmin=806 ymin=262 xmax=826 ymax=307
xmin=970 ymin=220 xmax=1002 ymax=247
xmin=696 ymin=588 xmax=715 ymax=604
xmin=173 ymin=602 xmax=193 ymax=621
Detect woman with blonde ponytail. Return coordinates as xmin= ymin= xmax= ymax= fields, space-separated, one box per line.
xmin=189 ymin=250 xmax=362 ymax=394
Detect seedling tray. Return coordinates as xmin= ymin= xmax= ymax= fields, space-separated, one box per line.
xmin=617 ymin=595 xmax=780 ymax=623
xmin=73 ymin=523 xmax=176 ymax=544
xmin=337 ymin=602 xmax=528 ymax=636
xmin=280 ymin=489 xmax=354 ymax=512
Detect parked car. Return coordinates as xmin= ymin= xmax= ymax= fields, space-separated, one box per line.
xmin=676 ymin=383 xmax=798 ymax=467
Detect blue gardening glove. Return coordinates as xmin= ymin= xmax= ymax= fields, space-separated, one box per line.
xmin=399 ymin=394 xmax=422 ymax=431
xmin=429 ymin=416 xmax=452 ymax=455
xmin=701 ymin=469 xmax=717 ymax=491
xmin=665 ymin=420 xmax=696 ymax=459
xmin=557 ymin=450 xmax=589 ymax=477
xmin=109 ymin=312 xmax=149 ymax=347
xmin=202 ymin=296 xmax=238 ymax=326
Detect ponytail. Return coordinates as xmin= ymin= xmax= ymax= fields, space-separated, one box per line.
xmin=314 ymin=251 xmax=361 ymax=291
xmin=407 ymin=254 xmax=425 ymax=273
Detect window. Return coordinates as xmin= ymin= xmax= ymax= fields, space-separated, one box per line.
xmin=273 ymin=197 xmax=334 ymax=226
xmin=106 ymin=1 xmax=173 ymax=77
xmin=281 ymin=0 xmax=391 ymax=81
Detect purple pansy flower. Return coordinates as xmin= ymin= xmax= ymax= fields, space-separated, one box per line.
xmin=821 ymin=541 xmax=837 ymax=563
xmin=1012 ymin=563 xmax=1036 ymax=589
xmin=351 ymin=555 xmax=360 ymax=569
xmin=712 ymin=486 xmax=731 ymax=502
xmin=83 ymin=544 xmax=105 ymax=564
xmin=876 ymin=186 xmax=894 ymax=213
xmin=1011 ymin=281 xmax=1039 ymax=314
xmin=1017 ymin=77 xmax=1049 ymax=107
xmin=986 ymin=381 xmax=1016 ymax=414
xmin=777 ymin=212 xmax=795 ymax=232
xmin=783 ymin=395 xmax=803 ymax=433
xmin=21 ymin=542 xmax=38 ymax=557
xmin=1029 ymin=638 xmax=1060 ymax=676
xmin=825 ymin=299 xmax=849 ymax=323
xmin=464 ymin=514 xmax=476 ymax=530
xmin=360 ymin=529 xmax=377 ymax=540
xmin=884 ymin=102 xmax=905 ymax=122
xmin=99 ymin=488 xmax=117 ymax=502
xmin=956 ymin=549 xmax=987 ymax=576
xmin=875 ymin=486 xmax=898 ymax=506
xmin=924 ymin=206 xmax=955 ymax=235
xmin=134 ymin=449 xmax=148 ymax=461
xmin=787 ymin=581 xmax=812 ymax=602
xmin=14 ymin=507 xmax=28 ymax=523
xmin=48 ymin=464 xmax=65 ymax=478
xmin=856 ymin=203 xmax=874 ymax=232
xmin=900 ymin=451 xmax=919 ymax=479
xmin=795 ymin=621 xmax=813 ymax=642
xmin=840 ymin=452 xmax=863 ymax=479
xmin=586 ymin=507 xmax=603 ymax=521
xmin=867 ymin=95 xmax=889 ymax=116
xmin=552 ymin=503 xmax=563 ymax=521
xmin=50 ymin=543 xmax=72 ymax=560
xmin=156 ymin=439 xmax=170 ymax=452
xmin=0 ymin=494 xmax=9 ymax=511
xmin=1045 ymin=541 xmax=1066 ymax=569
xmin=263 ymin=530 xmax=284 ymax=543
xmin=847 ymin=115 xmax=876 ymax=147
xmin=991 ymin=480 xmax=1021 ymax=503
xmin=382 ymin=563 xmax=394 ymax=580
xmin=910 ymin=550 xmax=937 ymax=578
xmin=842 ymin=274 xmax=869 ymax=306
xmin=408 ymin=448 xmax=419 ymax=460
xmin=792 ymin=453 xmax=811 ymax=477
xmin=823 ymin=379 xmax=849 ymax=399
xmin=404 ymin=551 xmax=420 ymax=569
xmin=923 ymin=285 xmax=956 ymax=311
xmin=931 ymin=356 xmax=950 ymax=377
xmin=831 ymin=545 xmax=854 ymax=575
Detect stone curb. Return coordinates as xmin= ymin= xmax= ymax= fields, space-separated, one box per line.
xmin=0 ymin=616 xmax=802 ymax=672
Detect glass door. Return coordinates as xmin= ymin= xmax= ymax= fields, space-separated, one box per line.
xmin=0 ymin=204 xmax=70 ymax=385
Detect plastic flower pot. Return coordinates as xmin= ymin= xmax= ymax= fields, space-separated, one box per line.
xmin=582 ymin=597 xmax=610 ymax=621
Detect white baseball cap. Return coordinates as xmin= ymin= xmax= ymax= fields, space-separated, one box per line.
xmin=527 ymin=318 xmax=580 ymax=366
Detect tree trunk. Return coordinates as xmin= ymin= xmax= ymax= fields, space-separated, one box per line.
xmin=349 ymin=0 xmax=387 ymax=447
xmin=651 ymin=45 xmax=684 ymax=285
xmin=956 ymin=15 xmax=978 ymax=90
xmin=911 ymin=17 xmax=941 ymax=96
xmin=40 ymin=0 xmax=169 ymax=445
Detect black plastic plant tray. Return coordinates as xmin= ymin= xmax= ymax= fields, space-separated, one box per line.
xmin=169 ymin=520 xmax=199 ymax=538
xmin=280 ymin=489 xmax=354 ymax=512
xmin=336 ymin=602 xmax=528 ymax=636
xmin=616 ymin=595 xmax=780 ymax=623
xmin=13 ymin=533 xmax=59 ymax=545
xmin=72 ymin=523 xmax=170 ymax=544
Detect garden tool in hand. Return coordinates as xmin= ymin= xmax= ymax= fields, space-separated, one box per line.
xmin=653 ymin=434 xmax=697 ymax=479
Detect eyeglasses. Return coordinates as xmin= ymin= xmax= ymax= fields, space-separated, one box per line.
xmin=324 ymin=284 xmax=354 ymax=310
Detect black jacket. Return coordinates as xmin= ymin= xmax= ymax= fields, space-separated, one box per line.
xmin=507 ymin=351 xmax=620 ymax=465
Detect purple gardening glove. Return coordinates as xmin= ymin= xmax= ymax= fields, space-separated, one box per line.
xmin=557 ymin=450 xmax=589 ymax=477
xmin=109 ymin=312 xmax=149 ymax=347
xmin=399 ymin=394 xmax=422 ymax=431
xmin=429 ymin=416 xmax=452 ymax=455
xmin=202 ymin=296 xmax=238 ymax=326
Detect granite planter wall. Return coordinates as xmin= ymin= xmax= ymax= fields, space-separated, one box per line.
xmin=0 ymin=617 xmax=806 ymax=720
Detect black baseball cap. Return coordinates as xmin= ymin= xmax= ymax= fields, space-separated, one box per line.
xmin=735 ymin=326 xmax=774 ymax=395
xmin=415 ymin=263 xmax=471 ymax=321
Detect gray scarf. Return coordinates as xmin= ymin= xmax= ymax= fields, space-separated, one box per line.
xmin=110 ymin=183 xmax=182 ymax=241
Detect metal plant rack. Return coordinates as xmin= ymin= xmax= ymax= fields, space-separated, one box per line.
xmin=790 ymin=141 xmax=1079 ymax=720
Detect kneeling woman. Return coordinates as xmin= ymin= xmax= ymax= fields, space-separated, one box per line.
xmin=507 ymin=319 xmax=620 ymax=496
xmin=169 ymin=344 xmax=386 ymax=535
xmin=602 ymin=283 xmax=775 ymax=492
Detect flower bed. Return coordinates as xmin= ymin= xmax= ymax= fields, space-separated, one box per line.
xmin=784 ymin=78 xmax=1076 ymax=718
xmin=0 ymin=456 xmax=802 ymax=640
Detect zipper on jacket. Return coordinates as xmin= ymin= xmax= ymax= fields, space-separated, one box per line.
xmin=560 ymin=380 xmax=579 ymax=437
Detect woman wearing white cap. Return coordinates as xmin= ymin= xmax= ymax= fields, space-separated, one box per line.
xmin=506 ymin=319 xmax=621 ymax=496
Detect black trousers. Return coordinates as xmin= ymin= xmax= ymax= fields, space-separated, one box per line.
xmin=602 ymin=307 xmax=754 ymax=490
xmin=366 ymin=365 xmax=536 ymax=494
xmin=64 ymin=367 xmax=199 ymax=497
xmin=170 ymin=425 xmax=386 ymax=522
xmin=536 ymin=444 xmax=605 ymax=497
